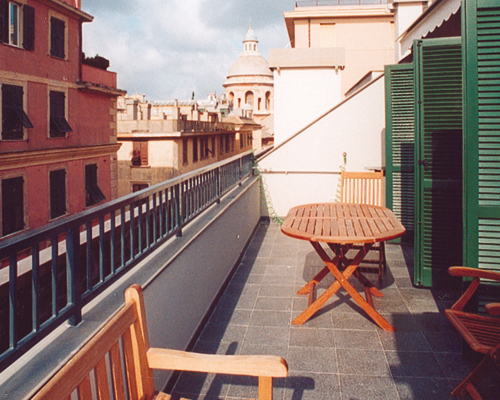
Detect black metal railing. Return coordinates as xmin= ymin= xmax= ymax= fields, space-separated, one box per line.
xmin=0 ymin=151 xmax=254 ymax=371
xmin=296 ymin=0 xmax=387 ymax=6
xmin=177 ymin=120 xmax=221 ymax=132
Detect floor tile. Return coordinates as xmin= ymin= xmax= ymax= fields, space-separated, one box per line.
xmin=339 ymin=374 xmax=399 ymax=400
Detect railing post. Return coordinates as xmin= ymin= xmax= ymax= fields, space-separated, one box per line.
xmin=239 ymin=157 xmax=243 ymax=186
xmin=67 ymin=227 xmax=83 ymax=326
xmin=175 ymin=183 xmax=183 ymax=237
xmin=9 ymin=254 xmax=17 ymax=350
xmin=216 ymin=166 xmax=221 ymax=204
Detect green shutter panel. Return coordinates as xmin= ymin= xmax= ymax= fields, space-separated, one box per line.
xmin=414 ymin=38 xmax=463 ymax=287
xmin=385 ymin=63 xmax=415 ymax=244
xmin=464 ymin=0 xmax=500 ymax=286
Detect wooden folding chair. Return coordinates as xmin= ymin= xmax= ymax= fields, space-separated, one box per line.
xmin=340 ymin=170 xmax=385 ymax=278
xmin=32 ymin=284 xmax=288 ymax=400
xmin=445 ymin=267 xmax=500 ymax=399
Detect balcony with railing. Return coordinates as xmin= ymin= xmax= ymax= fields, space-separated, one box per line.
xmin=0 ymin=146 xmax=493 ymax=399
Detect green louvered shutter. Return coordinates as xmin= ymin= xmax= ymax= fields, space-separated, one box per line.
xmin=385 ymin=63 xmax=415 ymax=244
xmin=463 ymin=0 xmax=500 ymax=301
xmin=414 ymin=38 xmax=463 ymax=287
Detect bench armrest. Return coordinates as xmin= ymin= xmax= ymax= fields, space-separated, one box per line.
xmin=449 ymin=267 xmax=500 ymax=282
xmin=146 ymin=348 xmax=288 ymax=378
xmin=485 ymin=303 xmax=500 ymax=316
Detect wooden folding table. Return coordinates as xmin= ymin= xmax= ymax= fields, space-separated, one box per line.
xmin=281 ymin=202 xmax=405 ymax=331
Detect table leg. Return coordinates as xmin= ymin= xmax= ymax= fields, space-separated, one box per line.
xmin=292 ymin=261 xmax=360 ymax=325
xmin=327 ymin=242 xmax=384 ymax=298
xmin=312 ymin=242 xmax=395 ymax=332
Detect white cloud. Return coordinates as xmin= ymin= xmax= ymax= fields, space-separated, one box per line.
xmin=82 ymin=0 xmax=292 ymax=100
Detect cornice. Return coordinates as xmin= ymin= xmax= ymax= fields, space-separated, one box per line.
xmin=46 ymin=0 xmax=93 ymax=22
xmin=0 ymin=144 xmax=121 ymax=171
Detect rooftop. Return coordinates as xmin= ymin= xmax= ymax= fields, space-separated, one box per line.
xmin=168 ymin=221 xmax=497 ymax=399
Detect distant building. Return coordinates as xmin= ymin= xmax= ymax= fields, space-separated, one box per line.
xmin=269 ymin=0 xmax=395 ymax=145
xmin=0 ymin=0 xmax=124 ymax=239
xmin=224 ymin=22 xmax=274 ymax=150
xmin=116 ymin=95 xmax=257 ymax=197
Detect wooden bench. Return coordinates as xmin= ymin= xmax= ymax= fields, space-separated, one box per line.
xmin=31 ymin=284 xmax=288 ymax=400
xmin=444 ymin=267 xmax=500 ymax=399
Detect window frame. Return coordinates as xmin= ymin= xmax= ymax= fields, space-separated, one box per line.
xmin=132 ymin=141 xmax=148 ymax=166
xmin=1 ymin=80 xmax=33 ymax=141
xmin=0 ymin=1 xmax=35 ymax=50
xmin=48 ymin=11 xmax=67 ymax=60
xmin=49 ymin=88 xmax=72 ymax=138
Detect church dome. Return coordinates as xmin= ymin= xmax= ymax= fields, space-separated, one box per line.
xmin=226 ymin=21 xmax=272 ymax=79
xmin=227 ymin=54 xmax=273 ymax=78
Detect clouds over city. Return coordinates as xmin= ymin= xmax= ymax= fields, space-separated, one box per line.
xmin=82 ymin=0 xmax=292 ymax=101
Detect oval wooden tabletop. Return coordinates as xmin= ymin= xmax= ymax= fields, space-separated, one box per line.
xmin=281 ymin=203 xmax=405 ymax=244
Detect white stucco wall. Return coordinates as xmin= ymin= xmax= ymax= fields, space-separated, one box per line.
xmin=258 ymin=75 xmax=386 ymax=217
xmin=273 ymin=68 xmax=342 ymax=146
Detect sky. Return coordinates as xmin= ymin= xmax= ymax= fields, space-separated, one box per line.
xmin=81 ymin=0 xmax=293 ymax=101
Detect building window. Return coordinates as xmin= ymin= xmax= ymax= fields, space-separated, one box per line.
xmin=50 ymin=16 xmax=65 ymax=59
xmin=132 ymin=141 xmax=148 ymax=166
xmin=0 ymin=2 xmax=34 ymax=49
xmin=211 ymin=136 xmax=215 ymax=158
xmin=182 ymin=138 xmax=188 ymax=165
xmin=132 ymin=183 xmax=148 ymax=193
xmin=50 ymin=169 xmax=66 ymax=219
xmin=225 ymin=135 xmax=231 ymax=153
xmin=49 ymin=90 xmax=72 ymax=138
xmin=2 ymin=83 xmax=33 ymax=140
xmin=265 ymin=92 xmax=271 ymax=110
xmin=193 ymin=137 xmax=198 ymax=162
xmin=2 ymin=176 xmax=24 ymax=236
xmin=220 ymin=135 xmax=224 ymax=155
xmin=245 ymin=91 xmax=254 ymax=108
xmin=85 ymin=164 xmax=105 ymax=207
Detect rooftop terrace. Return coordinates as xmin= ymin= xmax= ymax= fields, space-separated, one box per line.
xmin=169 ymin=221 xmax=497 ymax=400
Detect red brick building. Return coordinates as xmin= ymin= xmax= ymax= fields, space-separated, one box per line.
xmin=0 ymin=0 xmax=124 ymax=239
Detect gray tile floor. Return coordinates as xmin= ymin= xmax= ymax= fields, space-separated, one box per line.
xmin=171 ymin=221 xmax=498 ymax=400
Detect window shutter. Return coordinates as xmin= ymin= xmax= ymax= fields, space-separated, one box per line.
xmin=414 ymin=38 xmax=463 ymax=287
xmin=384 ymin=63 xmax=415 ymax=245
xmin=50 ymin=91 xmax=72 ymax=136
xmin=140 ymin=141 xmax=148 ymax=165
xmin=0 ymin=0 xmax=7 ymax=43
xmin=23 ymin=5 xmax=35 ymax=51
xmin=463 ymin=0 xmax=500 ymax=291
xmin=50 ymin=169 xmax=66 ymax=219
xmin=50 ymin=17 xmax=65 ymax=58
xmin=2 ymin=176 xmax=24 ymax=236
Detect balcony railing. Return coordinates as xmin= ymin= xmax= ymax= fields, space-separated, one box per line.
xmin=176 ymin=120 xmax=222 ymax=132
xmin=0 ymin=151 xmax=254 ymax=372
xmin=296 ymin=0 xmax=388 ymax=6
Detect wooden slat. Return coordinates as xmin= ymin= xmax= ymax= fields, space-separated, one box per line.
xmin=95 ymin=357 xmax=111 ymax=400
xmin=110 ymin=341 xmax=127 ymax=400
xmin=78 ymin=375 xmax=93 ymax=399
xmin=31 ymin=303 xmax=137 ymax=400
xmin=147 ymin=349 xmax=288 ymax=378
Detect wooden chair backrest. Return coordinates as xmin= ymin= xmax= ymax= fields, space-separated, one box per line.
xmin=340 ymin=170 xmax=384 ymax=206
xmin=31 ymin=284 xmax=156 ymax=400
